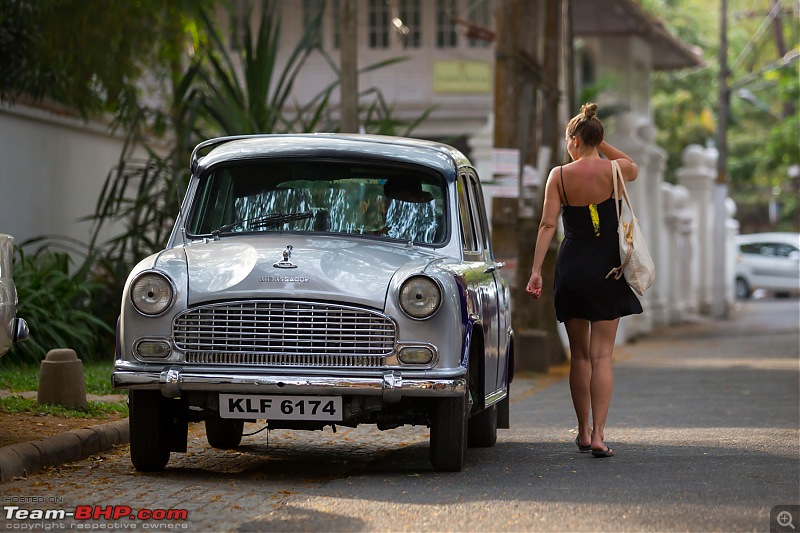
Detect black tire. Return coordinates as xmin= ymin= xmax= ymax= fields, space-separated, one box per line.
xmin=735 ymin=277 xmax=751 ymax=299
xmin=468 ymin=403 xmax=498 ymax=448
xmin=205 ymin=417 xmax=244 ymax=449
xmin=129 ymin=390 xmax=171 ymax=472
xmin=429 ymin=392 xmax=468 ymax=472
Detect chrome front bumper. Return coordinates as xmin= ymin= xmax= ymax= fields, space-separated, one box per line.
xmin=112 ymin=366 xmax=467 ymax=403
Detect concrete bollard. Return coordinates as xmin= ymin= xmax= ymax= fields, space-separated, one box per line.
xmin=38 ymin=349 xmax=88 ymax=410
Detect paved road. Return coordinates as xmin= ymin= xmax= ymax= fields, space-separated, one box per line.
xmin=1 ymin=299 xmax=798 ymax=532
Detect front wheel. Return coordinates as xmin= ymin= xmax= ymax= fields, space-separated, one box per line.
xmin=429 ymin=392 xmax=468 ymax=472
xmin=735 ymin=277 xmax=751 ymax=299
xmin=128 ymin=390 xmax=171 ymax=472
xmin=205 ymin=417 xmax=244 ymax=449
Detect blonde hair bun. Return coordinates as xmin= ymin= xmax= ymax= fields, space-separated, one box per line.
xmin=581 ymin=102 xmax=598 ymax=119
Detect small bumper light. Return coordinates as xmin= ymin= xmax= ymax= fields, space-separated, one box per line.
xmin=135 ymin=340 xmax=171 ymax=359
xmin=398 ymin=346 xmax=434 ymax=365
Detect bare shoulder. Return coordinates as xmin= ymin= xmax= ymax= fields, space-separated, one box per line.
xmin=544 ymin=165 xmax=561 ymax=186
xmin=616 ymin=159 xmax=639 ymax=182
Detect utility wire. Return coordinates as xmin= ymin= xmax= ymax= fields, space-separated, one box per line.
xmin=730 ymin=0 xmax=785 ymax=72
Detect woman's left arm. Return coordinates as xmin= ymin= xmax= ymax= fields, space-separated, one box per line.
xmin=526 ymin=168 xmax=561 ymax=299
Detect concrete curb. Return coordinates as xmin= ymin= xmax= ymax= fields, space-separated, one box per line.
xmin=0 ymin=418 xmax=129 ymax=482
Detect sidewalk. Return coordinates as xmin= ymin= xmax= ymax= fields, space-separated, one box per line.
xmin=0 ymin=391 xmax=129 ymax=482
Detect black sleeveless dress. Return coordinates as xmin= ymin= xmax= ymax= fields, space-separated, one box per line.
xmin=554 ymin=167 xmax=643 ymax=322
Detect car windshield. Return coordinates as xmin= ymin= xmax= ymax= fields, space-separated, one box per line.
xmin=186 ymin=161 xmax=447 ymax=245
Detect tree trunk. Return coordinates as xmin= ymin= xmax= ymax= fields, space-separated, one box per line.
xmin=340 ymin=0 xmax=359 ymax=133
xmin=493 ymin=0 xmax=567 ymax=371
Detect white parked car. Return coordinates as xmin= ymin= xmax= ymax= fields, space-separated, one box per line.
xmin=113 ymin=134 xmax=515 ymax=472
xmin=734 ymin=232 xmax=800 ymax=299
xmin=0 ymin=234 xmax=29 ymax=357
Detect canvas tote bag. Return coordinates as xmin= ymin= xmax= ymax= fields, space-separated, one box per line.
xmin=605 ymin=160 xmax=655 ymax=296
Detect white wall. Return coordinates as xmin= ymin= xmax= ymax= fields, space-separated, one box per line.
xmin=0 ymin=105 xmax=126 ymax=247
xmin=269 ymin=0 xmax=495 ymax=137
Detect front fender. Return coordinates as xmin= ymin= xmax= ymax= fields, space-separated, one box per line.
xmin=118 ymin=247 xmax=189 ymax=363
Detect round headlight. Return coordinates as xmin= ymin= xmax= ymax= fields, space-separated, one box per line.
xmin=399 ymin=275 xmax=442 ymax=319
xmin=130 ymin=272 xmax=175 ymax=316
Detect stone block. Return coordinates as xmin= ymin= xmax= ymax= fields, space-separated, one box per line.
xmin=38 ymin=348 xmax=87 ymax=409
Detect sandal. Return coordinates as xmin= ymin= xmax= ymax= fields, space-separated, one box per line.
xmin=591 ymin=447 xmax=615 ymax=458
xmin=575 ymin=436 xmax=591 ymax=452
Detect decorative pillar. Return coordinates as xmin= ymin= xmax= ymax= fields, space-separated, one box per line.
xmin=662 ymin=183 xmax=694 ymax=323
xmin=608 ymin=112 xmax=651 ymax=340
xmin=725 ymin=197 xmax=740 ymax=305
xmin=676 ymin=144 xmax=715 ymax=315
xmin=638 ymin=122 xmax=669 ymax=328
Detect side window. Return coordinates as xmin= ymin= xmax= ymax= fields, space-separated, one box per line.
xmin=190 ymin=172 xmax=234 ymax=234
xmin=740 ymin=243 xmax=761 ymax=255
xmin=760 ymin=244 xmax=778 ymax=257
xmin=398 ymin=0 xmax=421 ymax=48
xmin=457 ymin=175 xmax=478 ymax=253
xmin=368 ymin=0 xmax=390 ymax=48
xmin=467 ymin=174 xmax=492 ymax=258
xmin=436 ymin=0 xmax=457 ymax=48
xmin=774 ymin=244 xmax=797 ymax=258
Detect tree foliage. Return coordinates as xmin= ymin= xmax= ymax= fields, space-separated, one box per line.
xmin=0 ymin=0 xmax=207 ymax=117
xmin=644 ymin=0 xmax=799 ymax=231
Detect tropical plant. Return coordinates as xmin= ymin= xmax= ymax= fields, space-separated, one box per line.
xmin=0 ymin=0 xmax=208 ymax=117
xmin=87 ymin=1 xmax=431 ymax=289
xmin=6 ymin=242 xmax=113 ymax=365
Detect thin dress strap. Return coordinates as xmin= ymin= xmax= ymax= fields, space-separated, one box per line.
xmin=560 ymin=166 xmax=570 ymax=206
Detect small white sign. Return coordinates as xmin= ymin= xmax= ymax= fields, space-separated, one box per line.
xmin=493 ymin=148 xmax=520 ymax=173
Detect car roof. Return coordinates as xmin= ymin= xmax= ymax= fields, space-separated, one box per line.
xmin=191 ymin=134 xmax=473 ymax=182
xmin=735 ymin=232 xmax=800 ymax=246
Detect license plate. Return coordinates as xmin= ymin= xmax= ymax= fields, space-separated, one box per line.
xmin=219 ymin=394 xmax=343 ymax=421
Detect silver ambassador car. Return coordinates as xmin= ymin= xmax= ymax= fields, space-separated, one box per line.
xmin=0 ymin=234 xmax=29 ymax=357
xmin=113 ymin=134 xmax=514 ymax=472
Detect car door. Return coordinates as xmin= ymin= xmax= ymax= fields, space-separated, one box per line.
xmin=464 ymin=172 xmax=505 ymax=400
xmin=749 ymin=241 xmax=800 ymax=291
xmin=763 ymin=242 xmax=800 ymax=291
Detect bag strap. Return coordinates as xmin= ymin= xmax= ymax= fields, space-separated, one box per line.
xmin=606 ymin=160 xmax=635 ymax=281
xmin=611 ymin=160 xmax=636 ymax=221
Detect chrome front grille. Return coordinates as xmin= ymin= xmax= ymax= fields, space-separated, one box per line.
xmin=173 ymin=300 xmax=395 ymax=367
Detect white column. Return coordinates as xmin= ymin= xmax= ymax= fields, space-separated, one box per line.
xmin=638 ymin=122 xmax=669 ymax=328
xmin=725 ymin=197 xmax=740 ymax=305
xmin=704 ymin=147 xmax=721 ymax=315
xmin=608 ymin=112 xmax=652 ymax=340
xmin=676 ymin=145 xmax=715 ymax=315
xmin=662 ymin=183 xmax=694 ymax=324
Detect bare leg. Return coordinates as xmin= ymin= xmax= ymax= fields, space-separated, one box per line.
xmin=588 ymin=318 xmax=619 ymax=452
xmin=565 ymin=319 xmax=591 ymax=447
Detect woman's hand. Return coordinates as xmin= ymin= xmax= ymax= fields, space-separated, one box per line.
xmin=526 ymin=271 xmax=543 ymax=299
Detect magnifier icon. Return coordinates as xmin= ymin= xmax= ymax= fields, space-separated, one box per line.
xmin=778 ymin=511 xmax=796 ymax=530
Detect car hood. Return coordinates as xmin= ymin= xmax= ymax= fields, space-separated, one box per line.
xmin=183 ymin=235 xmax=440 ymax=309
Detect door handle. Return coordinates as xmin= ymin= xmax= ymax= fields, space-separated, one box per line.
xmin=484 ymin=262 xmax=505 ymax=274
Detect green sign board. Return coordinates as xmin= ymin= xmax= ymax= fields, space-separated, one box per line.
xmin=433 ymin=61 xmax=492 ymax=94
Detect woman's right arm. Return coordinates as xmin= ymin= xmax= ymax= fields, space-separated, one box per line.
xmin=599 ymin=141 xmax=639 ymax=182
xmin=526 ymin=168 xmax=561 ymax=299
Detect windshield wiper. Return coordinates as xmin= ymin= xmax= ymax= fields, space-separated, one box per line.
xmin=213 ymin=212 xmax=314 ymax=237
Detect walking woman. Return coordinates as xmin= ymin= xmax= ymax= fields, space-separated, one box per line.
xmin=526 ymin=103 xmax=643 ymax=458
